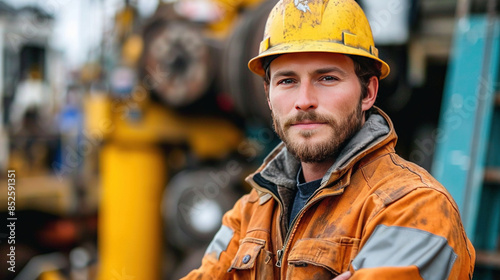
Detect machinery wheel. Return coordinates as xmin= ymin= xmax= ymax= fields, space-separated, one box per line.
xmin=142 ymin=17 xmax=215 ymax=107
xmin=162 ymin=166 xmax=242 ymax=251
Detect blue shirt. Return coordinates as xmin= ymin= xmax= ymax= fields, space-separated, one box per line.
xmin=289 ymin=167 xmax=322 ymax=227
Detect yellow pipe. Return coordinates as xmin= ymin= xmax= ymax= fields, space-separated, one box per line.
xmin=97 ymin=143 xmax=166 ymax=280
xmin=92 ymin=95 xmax=242 ymax=279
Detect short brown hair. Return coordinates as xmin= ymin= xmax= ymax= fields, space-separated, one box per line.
xmin=349 ymin=55 xmax=382 ymax=98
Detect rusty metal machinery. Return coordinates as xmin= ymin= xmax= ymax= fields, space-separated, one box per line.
xmin=95 ymin=2 xmax=254 ymax=280
xmin=2 ymin=1 xmax=272 ymax=280
xmin=146 ymin=23 xmax=212 ymax=106
xmin=140 ymin=4 xmax=216 ymax=107
xmin=221 ymin=0 xmax=276 ymax=124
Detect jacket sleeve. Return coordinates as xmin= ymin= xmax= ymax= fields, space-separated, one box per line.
xmin=349 ymin=187 xmax=475 ymax=280
xmin=180 ymin=194 xmax=246 ymax=280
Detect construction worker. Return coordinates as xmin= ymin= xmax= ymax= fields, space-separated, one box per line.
xmin=182 ymin=0 xmax=475 ymax=279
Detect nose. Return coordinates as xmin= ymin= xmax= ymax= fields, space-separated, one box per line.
xmin=294 ymin=82 xmax=318 ymax=111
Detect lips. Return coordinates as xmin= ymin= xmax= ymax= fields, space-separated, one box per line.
xmin=292 ymin=120 xmax=326 ymax=125
xmin=290 ymin=121 xmax=326 ymax=129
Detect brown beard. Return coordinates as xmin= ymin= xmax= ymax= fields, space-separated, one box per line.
xmin=272 ymin=101 xmax=363 ymax=163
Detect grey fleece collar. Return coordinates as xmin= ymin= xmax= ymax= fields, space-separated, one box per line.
xmin=260 ymin=110 xmax=391 ymax=189
xmin=260 ymin=144 xmax=301 ymax=189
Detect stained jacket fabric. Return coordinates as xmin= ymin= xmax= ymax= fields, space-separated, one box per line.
xmin=181 ymin=107 xmax=475 ymax=280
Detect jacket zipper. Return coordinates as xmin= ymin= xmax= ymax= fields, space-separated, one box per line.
xmin=248 ymin=179 xmax=286 ymax=255
xmin=275 ymin=187 xmax=344 ymax=267
xmin=250 ymin=176 xmax=345 ymax=268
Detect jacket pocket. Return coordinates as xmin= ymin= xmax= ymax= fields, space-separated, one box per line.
xmin=228 ymin=237 xmax=274 ymax=279
xmin=287 ymin=237 xmax=360 ymax=279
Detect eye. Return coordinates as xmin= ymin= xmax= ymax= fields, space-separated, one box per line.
xmin=277 ymin=78 xmax=295 ymax=85
xmin=320 ymin=75 xmax=340 ymax=82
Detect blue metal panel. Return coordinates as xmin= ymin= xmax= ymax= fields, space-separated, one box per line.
xmin=432 ymin=16 xmax=500 ymax=240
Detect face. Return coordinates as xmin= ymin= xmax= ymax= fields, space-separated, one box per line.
xmin=267 ymin=52 xmax=377 ymax=163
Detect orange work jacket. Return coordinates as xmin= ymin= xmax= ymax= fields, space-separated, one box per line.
xmin=182 ymin=108 xmax=475 ymax=279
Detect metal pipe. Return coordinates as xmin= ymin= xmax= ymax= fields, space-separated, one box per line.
xmin=97 ymin=144 xmax=166 ymax=280
xmin=456 ymin=0 xmax=472 ymax=20
xmin=486 ymin=0 xmax=497 ymax=18
xmin=463 ymin=0 xmax=498 ymax=227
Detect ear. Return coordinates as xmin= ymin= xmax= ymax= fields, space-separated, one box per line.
xmin=361 ymin=76 xmax=379 ymax=112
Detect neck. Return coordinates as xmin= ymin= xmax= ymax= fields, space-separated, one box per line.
xmin=301 ymin=160 xmax=335 ymax=182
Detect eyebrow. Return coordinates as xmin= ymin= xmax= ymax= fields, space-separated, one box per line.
xmin=314 ymin=67 xmax=348 ymax=76
xmin=271 ymin=67 xmax=348 ymax=81
xmin=271 ymin=70 xmax=296 ymax=81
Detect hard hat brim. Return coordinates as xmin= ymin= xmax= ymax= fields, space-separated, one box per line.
xmin=248 ymin=40 xmax=390 ymax=80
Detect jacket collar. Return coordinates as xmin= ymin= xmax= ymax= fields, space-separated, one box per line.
xmin=247 ymin=107 xmax=397 ymax=191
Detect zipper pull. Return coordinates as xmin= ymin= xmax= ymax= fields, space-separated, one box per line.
xmin=276 ymin=248 xmax=284 ymax=267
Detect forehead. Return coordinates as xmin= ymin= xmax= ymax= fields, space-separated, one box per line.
xmin=269 ymin=52 xmax=355 ymax=74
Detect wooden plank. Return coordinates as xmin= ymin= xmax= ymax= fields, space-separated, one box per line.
xmin=0 ymin=174 xmax=73 ymax=215
xmin=476 ymin=251 xmax=500 ymax=268
xmin=484 ymin=168 xmax=500 ymax=184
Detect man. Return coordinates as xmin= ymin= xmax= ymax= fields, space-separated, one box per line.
xmin=182 ymin=0 xmax=475 ymax=279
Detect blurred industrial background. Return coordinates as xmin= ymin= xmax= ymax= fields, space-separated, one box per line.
xmin=0 ymin=0 xmax=498 ymax=279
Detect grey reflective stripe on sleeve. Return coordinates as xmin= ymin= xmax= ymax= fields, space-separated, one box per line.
xmin=204 ymin=225 xmax=234 ymax=260
xmin=352 ymin=225 xmax=457 ymax=280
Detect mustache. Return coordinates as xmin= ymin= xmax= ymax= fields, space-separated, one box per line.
xmin=283 ymin=111 xmax=335 ymax=128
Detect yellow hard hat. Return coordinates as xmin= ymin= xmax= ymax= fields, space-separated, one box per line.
xmin=248 ymin=0 xmax=390 ymax=79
